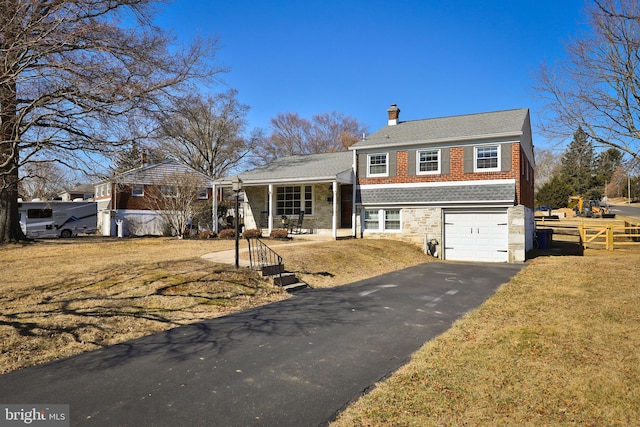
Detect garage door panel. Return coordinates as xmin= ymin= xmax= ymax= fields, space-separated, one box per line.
xmin=444 ymin=211 xmax=508 ymax=262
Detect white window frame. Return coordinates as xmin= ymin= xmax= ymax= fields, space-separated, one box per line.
xmin=161 ymin=185 xmax=177 ymax=198
xmin=416 ymin=149 xmax=441 ymax=175
xmin=363 ymin=208 xmax=402 ymax=233
xmin=367 ymin=153 xmax=389 ymax=177
xmin=198 ymin=188 xmax=209 ymax=200
xmin=474 ymin=145 xmax=500 ymax=172
xmin=132 ymin=184 xmax=144 ymax=197
xmin=276 ymin=185 xmax=313 ymax=216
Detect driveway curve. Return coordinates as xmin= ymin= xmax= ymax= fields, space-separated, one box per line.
xmin=0 ymin=261 xmax=523 ymax=426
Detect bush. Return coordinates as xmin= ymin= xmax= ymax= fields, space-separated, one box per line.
xmin=269 ymin=228 xmax=289 ymax=239
xmin=242 ymin=228 xmax=262 ymax=238
xmin=198 ymin=230 xmax=217 ymax=239
xmin=218 ymin=228 xmax=236 ymax=239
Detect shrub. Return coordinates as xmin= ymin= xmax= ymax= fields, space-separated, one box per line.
xmin=242 ymin=228 xmax=262 ymax=238
xmin=218 ymin=228 xmax=236 ymax=239
xmin=198 ymin=230 xmax=217 ymax=239
xmin=269 ymin=228 xmax=289 ymax=239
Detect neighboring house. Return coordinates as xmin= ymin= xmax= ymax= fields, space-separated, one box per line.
xmin=95 ymin=159 xmax=212 ymax=237
xmin=215 ymin=106 xmax=535 ymax=263
xmin=57 ymin=184 xmax=95 ymax=201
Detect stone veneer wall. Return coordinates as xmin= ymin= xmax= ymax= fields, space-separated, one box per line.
xmin=355 ymin=207 xmax=442 ymax=254
xmin=355 ymin=205 xmax=532 ymax=263
xmin=242 ymin=184 xmax=339 ymax=234
xmin=508 ymin=204 xmax=535 ymax=262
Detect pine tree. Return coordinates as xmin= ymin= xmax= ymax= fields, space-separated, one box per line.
xmin=560 ymin=127 xmax=597 ymax=196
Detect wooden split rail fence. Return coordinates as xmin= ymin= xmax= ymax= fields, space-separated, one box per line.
xmin=536 ymin=216 xmax=640 ymax=251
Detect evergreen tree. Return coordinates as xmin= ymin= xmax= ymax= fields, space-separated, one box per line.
xmin=560 ymin=127 xmax=597 ymax=196
xmin=536 ymin=175 xmax=574 ymax=209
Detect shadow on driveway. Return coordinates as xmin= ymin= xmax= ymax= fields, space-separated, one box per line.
xmin=0 ymin=261 xmax=524 ymax=426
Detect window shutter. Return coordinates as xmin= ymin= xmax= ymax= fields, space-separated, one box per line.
xmin=358 ymin=153 xmax=367 ymax=177
xmin=501 ymin=143 xmax=512 ymax=171
xmin=389 ymin=151 xmax=397 ymax=177
xmin=464 ymin=146 xmax=473 ymax=173
xmin=408 ymin=150 xmax=416 ymax=176
xmin=441 ymin=148 xmax=450 ymax=174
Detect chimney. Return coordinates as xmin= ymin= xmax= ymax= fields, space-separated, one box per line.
xmin=387 ymin=104 xmax=400 ymax=126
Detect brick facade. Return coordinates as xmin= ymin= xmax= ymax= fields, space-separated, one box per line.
xmin=356 ymin=142 xmax=535 ymax=208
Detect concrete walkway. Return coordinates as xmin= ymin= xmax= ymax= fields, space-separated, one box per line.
xmin=200 ymin=239 xmax=329 ymax=267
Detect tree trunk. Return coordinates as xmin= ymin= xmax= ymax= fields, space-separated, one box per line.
xmin=0 ymin=0 xmax=27 ymax=243
xmin=0 ymin=78 xmax=26 ymax=243
xmin=0 ymin=171 xmax=25 ymax=243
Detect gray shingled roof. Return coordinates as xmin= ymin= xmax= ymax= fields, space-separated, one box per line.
xmin=351 ymin=108 xmax=529 ymax=149
xmin=357 ymin=183 xmax=515 ymax=205
xmin=108 ymin=159 xmax=211 ymax=186
xmin=216 ymin=151 xmax=353 ymax=185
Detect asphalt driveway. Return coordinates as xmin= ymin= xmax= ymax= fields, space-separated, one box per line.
xmin=0 ymin=261 xmax=523 ymax=426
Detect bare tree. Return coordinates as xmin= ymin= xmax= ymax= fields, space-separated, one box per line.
xmin=143 ymin=170 xmax=210 ymax=239
xmin=536 ymin=0 xmax=640 ymax=164
xmin=19 ymin=161 xmax=74 ymax=200
xmin=260 ymin=111 xmax=367 ymax=163
xmin=533 ymin=148 xmax=562 ymax=190
xmin=0 ymin=0 xmax=221 ymax=243
xmin=153 ymin=90 xmax=260 ymax=179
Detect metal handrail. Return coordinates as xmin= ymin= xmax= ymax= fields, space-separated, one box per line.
xmin=246 ymin=236 xmax=284 ymax=282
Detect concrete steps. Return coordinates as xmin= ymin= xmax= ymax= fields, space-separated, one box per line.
xmin=261 ymin=264 xmax=308 ymax=292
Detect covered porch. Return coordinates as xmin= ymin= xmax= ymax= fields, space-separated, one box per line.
xmin=212 ymin=152 xmax=357 ymax=239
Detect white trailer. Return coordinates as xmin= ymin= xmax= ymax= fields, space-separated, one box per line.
xmin=19 ymin=201 xmax=98 ymax=238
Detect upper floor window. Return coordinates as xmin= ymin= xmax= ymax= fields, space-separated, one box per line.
xmin=132 ymin=184 xmax=144 ymax=197
xmin=367 ymin=153 xmax=388 ymax=177
xmin=475 ymin=146 xmax=500 ymax=172
xmin=417 ymin=149 xmax=440 ymax=174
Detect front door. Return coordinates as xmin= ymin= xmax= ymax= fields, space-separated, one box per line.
xmin=340 ymin=185 xmax=353 ymax=228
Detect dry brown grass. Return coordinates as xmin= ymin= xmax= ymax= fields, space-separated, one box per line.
xmin=276 ymin=238 xmax=432 ymax=288
xmin=332 ymin=248 xmax=640 ymax=426
xmin=0 ymin=236 xmax=432 ymax=374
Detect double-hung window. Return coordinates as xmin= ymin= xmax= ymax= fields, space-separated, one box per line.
xmin=276 ymin=185 xmax=313 ymax=216
xmin=367 ymin=153 xmax=388 ymax=177
xmin=132 ymin=184 xmax=144 ymax=197
xmin=417 ymin=149 xmax=440 ymax=174
xmin=475 ymin=146 xmax=500 ymax=172
xmin=363 ymin=209 xmax=401 ymax=232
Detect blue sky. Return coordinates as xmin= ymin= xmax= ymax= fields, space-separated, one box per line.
xmin=155 ymin=0 xmax=587 ymax=150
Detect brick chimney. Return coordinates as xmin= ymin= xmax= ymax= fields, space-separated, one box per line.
xmin=387 ymin=104 xmax=400 ymax=126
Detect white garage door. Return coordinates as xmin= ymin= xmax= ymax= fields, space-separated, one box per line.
xmin=444 ymin=210 xmax=509 ymax=262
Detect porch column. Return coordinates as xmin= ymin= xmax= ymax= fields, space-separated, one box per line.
xmin=332 ymin=181 xmax=338 ymax=239
xmin=268 ymin=184 xmax=274 ymax=235
xmin=212 ymin=183 xmax=218 ymax=233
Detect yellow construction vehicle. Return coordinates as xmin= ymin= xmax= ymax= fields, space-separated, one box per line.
xmin=568 ymin=196 xmax=616 ymax=218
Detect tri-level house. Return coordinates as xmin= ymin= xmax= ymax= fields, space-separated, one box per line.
xmin=214 ymin=105 xmax=535 ymax=263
